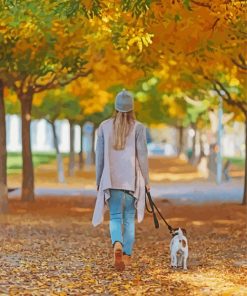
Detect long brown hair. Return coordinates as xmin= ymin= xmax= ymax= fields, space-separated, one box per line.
xmin=112 ymin=110 xmax=135 ymax=150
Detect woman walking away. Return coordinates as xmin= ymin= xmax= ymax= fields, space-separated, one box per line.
xmin=92 ymin=89 xmax=150 ymax=271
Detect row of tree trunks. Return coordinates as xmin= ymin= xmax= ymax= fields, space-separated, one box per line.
xmin=19 ymin=98 xmax=88 ymax=195
xmin=177 ymin=125 xmax=198 ymax=165
xmin=0 ymin=86 xmax=91 ymax=204
xmin=49 ymin=121 xmax=85 ymax=183
xmin=178 ymin=124 xmax=209 ymax=165
xmin=50 ymin=121 xmax=87 ymax=180
xmin=0 ymin=80 xmax=8 ymax=213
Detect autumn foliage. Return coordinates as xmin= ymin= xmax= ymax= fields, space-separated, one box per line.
xmin=0 ymin=1 xmax=246 ymax=201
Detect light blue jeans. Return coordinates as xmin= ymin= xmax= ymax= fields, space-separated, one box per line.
xmin=108 ymin=189 xmax=136 ymax=256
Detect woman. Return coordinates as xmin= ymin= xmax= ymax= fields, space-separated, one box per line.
xmin=92 ymin=89 xmax=150 ymax=271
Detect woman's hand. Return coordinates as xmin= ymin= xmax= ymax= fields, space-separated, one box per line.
xmin=145 ymin=184 xmax=151 ymax=192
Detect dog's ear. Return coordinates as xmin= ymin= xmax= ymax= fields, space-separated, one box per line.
xmin=171 ymin=228 xmax=179 ymax=237
xmin=181 ymin=228 xmax=187 ymax=235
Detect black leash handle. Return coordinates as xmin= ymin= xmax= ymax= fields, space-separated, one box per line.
xmin=145 ymin=188 xmax=174 ymax=233
xmin=145 ymin=189 xmax=159 ymax=229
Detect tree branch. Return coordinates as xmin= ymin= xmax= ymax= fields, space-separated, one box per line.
xmin=215 ymin=79 xmax=246 ymax=106
xmin=190 ymin=0 xmax=211 ymax=9
xmin=239 ymin=54 xmax=246 ymax=65
xmin=231 ymin=53 xmax=247 ymax=70
xmin=33 ymin=74 xmax=58 ymax=93
xmin=18 ymin=75 xmax=27 ymax=96
xmin=232 ymin=58 xmax=247 ymax=70
xmin=33 ymin=69 xmax=92 ymax=94
xmin=59 ymin=69 xmax=92 ymax=87
xmin=203 ymin=74 xmax=247 ymax=114
xmin=213 ymin=79 xmax=247 ymax=114
xmin=212 ymin=18 xmax=220 ymax=31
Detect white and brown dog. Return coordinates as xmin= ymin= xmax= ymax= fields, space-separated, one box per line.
xmin=170 ymin=228 xmax=188 ymax=270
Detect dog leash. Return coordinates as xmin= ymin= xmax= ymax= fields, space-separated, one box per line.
xmin=145 ymin=188 xmax=174 ymax=233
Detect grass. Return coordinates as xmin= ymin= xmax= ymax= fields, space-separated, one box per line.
xmin=225 ymin=156 xmax=245 ymax=169
xmin=7 ymin=152 xmax=57 ymax=174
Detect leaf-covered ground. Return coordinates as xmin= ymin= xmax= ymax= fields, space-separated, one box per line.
xmin=0 ymin=196 xmax=246 ymax=296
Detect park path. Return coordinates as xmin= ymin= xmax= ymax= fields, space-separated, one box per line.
xmin=9 ymin=156 xmax=244 ymax=203
xmin=8 ymin=179 xmax=244 ymax=203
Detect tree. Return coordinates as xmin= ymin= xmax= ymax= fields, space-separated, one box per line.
xmin=32 ymin=91 xmax=67 ymax=183
xmin=0 ymin=1 xmax=94 ymax=200
xmin=67 ymin=76 xmax=112 ymax=166
xmin=211 ymin=79 xmax=247 ymax=204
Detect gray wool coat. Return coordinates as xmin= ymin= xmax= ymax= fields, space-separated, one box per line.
xmin=92 ymin=118 xmax=149 ymax=227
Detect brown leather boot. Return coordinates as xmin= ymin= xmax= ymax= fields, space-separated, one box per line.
xmin=113 ymin=242 xmax=125 ymax=271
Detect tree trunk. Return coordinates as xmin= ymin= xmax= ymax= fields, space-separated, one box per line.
xmin=20 ymin=94 xmax=34 ymax=201
xmin=197 ymin=132 xmax=205 ymax=165
xmin=0 ymin=80 xmax=8 ymax=213
xmin=178 ymin=125 xmax=184 ymax=155
xmin=242 ymin=116 xmax=247 ymax=205
xmin=191 ymin=124 xmax=197 ymax=165
xmin=50 ymin=121 xmax=65 ymax=183
xmin=91 ymin=124 xmax=96 ymax=165
xmin=68 ymin=120 xmax=75 ymax=176
xmin=199 ymin=136 xmax=204 ymax=158
xmin=78 ymin=124 xmax=84 ymax=170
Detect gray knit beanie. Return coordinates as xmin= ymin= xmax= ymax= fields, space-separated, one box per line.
xmin=115 ymin=89 xmax=134 ymax=112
